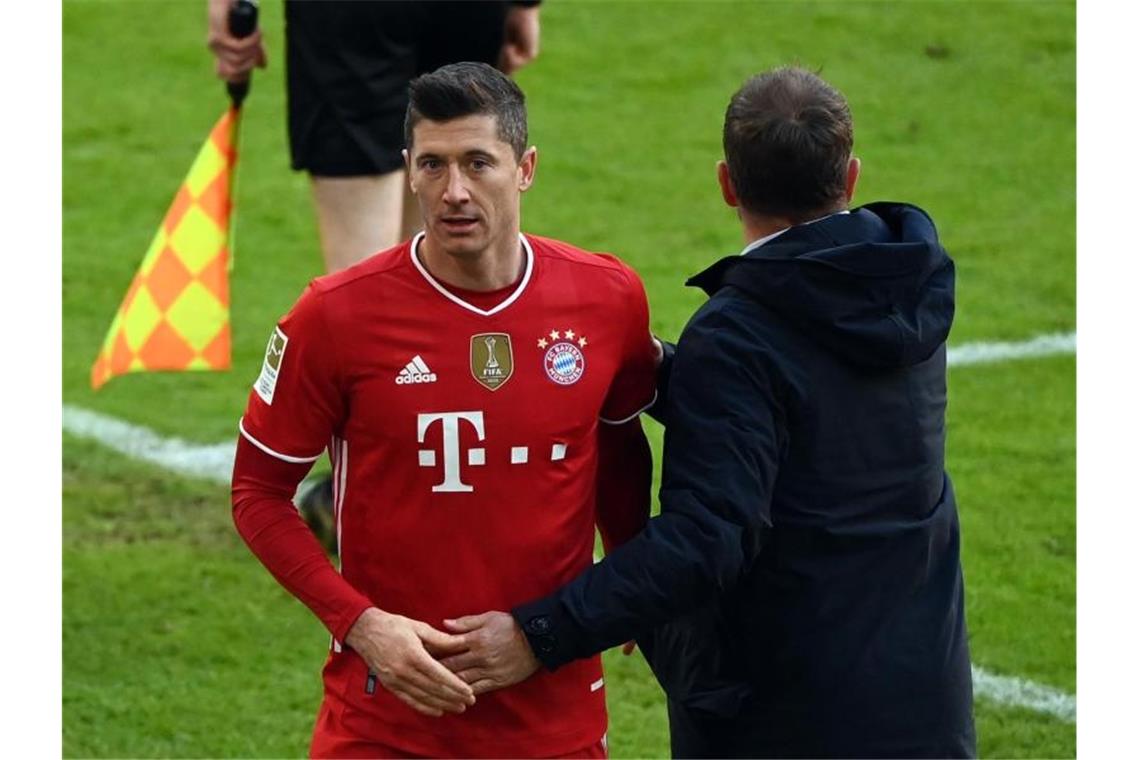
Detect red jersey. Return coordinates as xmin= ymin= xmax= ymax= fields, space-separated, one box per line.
xmin=236 ymin=233 xmax=657 ymax=757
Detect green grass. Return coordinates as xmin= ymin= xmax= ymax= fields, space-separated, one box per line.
xmin=63 ymin=436 xmax=323 ymax=757
xmin=951 ymin=356 xmax=1076 ymax=695
xmin=64 ymin=0 xmax=1074 ymax=756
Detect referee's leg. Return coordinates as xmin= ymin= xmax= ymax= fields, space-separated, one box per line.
xmin=310 ymin=173 xmax=413 ymax=273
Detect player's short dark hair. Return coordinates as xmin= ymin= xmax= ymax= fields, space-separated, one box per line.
xmin=723 ymin=67 xmax=853 ymax=221
xmin=405 ymin=62 xmax=528 ymax=160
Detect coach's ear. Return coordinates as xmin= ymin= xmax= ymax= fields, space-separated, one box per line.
xmin=518 ymin=146 xmax=537 ymax=193
xmin=717 ymin=160 xmax=738 ymax=208
xmin=845 ymin=156 xmax=861 ymax=203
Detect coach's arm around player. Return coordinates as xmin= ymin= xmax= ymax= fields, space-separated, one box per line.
xmin=436 ymin=336 xmax=662 ymax=693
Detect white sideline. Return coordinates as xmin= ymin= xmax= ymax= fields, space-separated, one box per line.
xmin=948 ymin=331 xmax=1075 ymax=367
xmin=62 ymin=405 xmax=234 ymax=485
xmin=972 ymin=665 xmax=1076 ymax=723
xmin=62 ymin=331 xmax=1078 ymax=722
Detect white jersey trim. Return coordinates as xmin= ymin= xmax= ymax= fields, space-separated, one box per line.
xmin=238 ymin=419 xmax=323 ymax=463
xmin=332 ymin=435 xmax=348 ymax=555
xmin=409 ymin=231 xmax=534 ymax=317
xmin=599 ymin=389 xmax=659 ymax=426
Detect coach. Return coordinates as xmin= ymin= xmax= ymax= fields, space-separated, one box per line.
xmin=447 ymin=66 xmax=976 ymax=758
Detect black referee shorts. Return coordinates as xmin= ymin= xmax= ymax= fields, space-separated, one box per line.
xmin=285 ymin=1 xmax=511 ymax=177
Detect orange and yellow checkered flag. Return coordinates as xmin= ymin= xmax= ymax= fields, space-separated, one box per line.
xmin=91 ymin=108 xmax=239 ymax=390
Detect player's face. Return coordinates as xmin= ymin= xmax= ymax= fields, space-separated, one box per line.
xmin=406 ymin=115 xmax=536 ymax=260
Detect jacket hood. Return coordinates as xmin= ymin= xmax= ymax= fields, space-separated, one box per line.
xmin=687 ymin=202 xmax=955 ymax=368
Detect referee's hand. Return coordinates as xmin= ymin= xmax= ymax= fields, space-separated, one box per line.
xmin=498 ymin=4 xmax=540 ymax=75
xmin=206 ymin=0 xmax=267 ymax=83
xmin=345 ymin=607 xmax=475 ymax=717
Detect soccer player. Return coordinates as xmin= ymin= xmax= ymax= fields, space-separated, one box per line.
xmin=230 ymin=62 xmax=658 ymax=758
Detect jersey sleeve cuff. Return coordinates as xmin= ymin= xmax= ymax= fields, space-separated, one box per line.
xmin=333 ymin=598 xmax=376 ymax=645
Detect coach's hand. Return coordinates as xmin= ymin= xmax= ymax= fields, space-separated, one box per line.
xmin=440 ymin=611 xmax=540 ymax=695
xmin=345 ymin=607 xmax=475 ymax=717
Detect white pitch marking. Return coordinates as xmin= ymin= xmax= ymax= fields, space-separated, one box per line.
xmin=61 ymin=331 xmax=1079 ymax=722
xmin=971 ymin=665 xmax=1075 ymax=723
xmin=948 ymin=331 xmax=1075 ymax=367
xmin=62 ymin=405 xmax=234 ymax=484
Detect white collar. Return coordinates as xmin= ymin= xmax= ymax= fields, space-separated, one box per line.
xmin=739 ymin=209 xmax=851 ymax=256
xmin=409 ymin=231 xmax=534 ymax=317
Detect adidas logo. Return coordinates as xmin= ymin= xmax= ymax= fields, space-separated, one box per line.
xmin=396 ymin=355 xmax=438 ymax=385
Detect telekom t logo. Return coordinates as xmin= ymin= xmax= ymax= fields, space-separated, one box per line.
xmin=417 ymin=411 xmax=485 ymax=493
xmin=417 ymin=410 xmax=568 ymax=493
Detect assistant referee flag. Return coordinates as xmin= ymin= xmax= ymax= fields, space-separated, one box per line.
xmin=90 ymin=107 xmax=238 ymax=390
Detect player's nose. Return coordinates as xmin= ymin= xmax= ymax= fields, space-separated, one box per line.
xmin=442 ymin=165 xmax=471 ymax=205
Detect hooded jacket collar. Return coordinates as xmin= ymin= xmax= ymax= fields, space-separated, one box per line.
xmin=686 ymin=202 xmax=955 ymax=369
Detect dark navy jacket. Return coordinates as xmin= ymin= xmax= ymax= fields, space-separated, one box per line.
xmin=513 ymin=202 xmax=976 ymax=757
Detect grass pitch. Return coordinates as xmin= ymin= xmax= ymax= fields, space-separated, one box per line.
xmin=64 ymin=1 xmax=1075 ymax=756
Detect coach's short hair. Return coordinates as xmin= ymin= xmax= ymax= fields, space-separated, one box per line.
xmin=723 ymin=67 xmax=853 ymax=221
xmin=405 ymin=62 xmax=528 ymax=159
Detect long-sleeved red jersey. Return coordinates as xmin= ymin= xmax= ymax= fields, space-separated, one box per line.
xmin=232 ymin=233 xmax=656 ymax=757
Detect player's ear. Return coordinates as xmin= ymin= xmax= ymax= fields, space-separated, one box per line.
xmin=717 ymin=160 xmax=738 ymax=208
xmin=518 ymin=146 xmax=537 ymax=192
xmin=403 ymin=148 xmax=417 ymax=193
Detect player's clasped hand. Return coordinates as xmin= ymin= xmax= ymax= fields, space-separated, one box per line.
xmin=345 ymin=607 xmax=475 ymax=717
xmin=441 ymin=611 xmax=541 ymax=695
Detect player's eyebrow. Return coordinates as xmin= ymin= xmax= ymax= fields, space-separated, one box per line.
xmin=415 ymin=148 xmax=498 ymax=165
xmin=463 ymin=149 xmax=497 ymax=162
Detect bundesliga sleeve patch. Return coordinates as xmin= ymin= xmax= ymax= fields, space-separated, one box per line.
xmin=254 ymin=327 xmax=288 ymax=405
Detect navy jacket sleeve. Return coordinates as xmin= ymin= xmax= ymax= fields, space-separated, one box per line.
xmin=513 ymin=304 xmax=785 ymax=668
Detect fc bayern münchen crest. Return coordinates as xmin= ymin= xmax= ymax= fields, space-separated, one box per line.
xmin=538 ymin=329 xmax=587 ymax=385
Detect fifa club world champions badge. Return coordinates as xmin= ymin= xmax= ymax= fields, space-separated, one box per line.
xmin=471 ymin=333 xmax=514 ymax=391
xmin=538 ymin=329 xmax=587 ymax=385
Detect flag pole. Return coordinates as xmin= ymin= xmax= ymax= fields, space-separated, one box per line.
xmin=223 ymin=1 xmax=259 ymax=276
